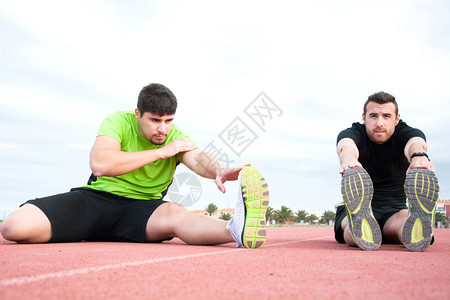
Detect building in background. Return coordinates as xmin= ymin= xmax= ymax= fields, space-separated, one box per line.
xmin=437 ymin=200 xmax=450 ymax=218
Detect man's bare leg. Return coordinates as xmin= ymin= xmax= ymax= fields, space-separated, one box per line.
xmin=382 ymin=209 xmax=408 ymax=243
xmin=341 ymin=217 xmax=357 ymax=247
xmin=0 ymin=204 xmax=52 ymax=243
xmin=145 ymin=202 xmax=234 ymax=245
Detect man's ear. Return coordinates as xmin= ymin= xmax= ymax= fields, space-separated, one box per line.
xmin=362 ymin=112 xmax=366 ymax=124
xmin=395 ymin=113 xmax=400 ymax=125
xmin=135 ymin=108 xmax=141 ymax=120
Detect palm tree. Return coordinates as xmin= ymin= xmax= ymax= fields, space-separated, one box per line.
xmin=295 ymin=210 xmax=307 ymax=223
xmin=266 ymin=207 xmax=275 ymax=224
xmin=275 ymin=206 xmax=293 ymax=224
xmin=435 ymin=212 xmax=448 ymax=228
xmin=219 ymin=213 xmax=232 ymax=221
xmin=320 ymin=210 xmax=336 ymax=225
xmin=206 ymin=203 xmax=218 ymax=216
xmin=305 ymin=214 xmax=318 ymax=224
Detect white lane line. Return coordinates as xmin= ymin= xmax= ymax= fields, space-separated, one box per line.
xmin=1 ymin=235 xmax=332 ymax=286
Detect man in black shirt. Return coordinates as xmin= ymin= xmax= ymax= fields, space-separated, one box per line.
xmin=334 ymin=91 xmax=439 ymax=251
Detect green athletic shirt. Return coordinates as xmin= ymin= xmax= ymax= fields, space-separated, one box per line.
xmin=85 ymin=110 xmax=192 ymax=200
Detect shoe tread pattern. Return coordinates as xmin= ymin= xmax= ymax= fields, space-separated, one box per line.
xmin=341 ymin=167 xmax=381 ymax=251
xmin=403 ymin=168 xmax=439 ymax=252
xmin=240 ymin=166 xmax=269 ymax=249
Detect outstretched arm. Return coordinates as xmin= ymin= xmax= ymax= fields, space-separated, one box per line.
xmin=336 ymin=138 xmax=362 ymax=174
xmin=404 ymin=137 xmax=435 ymax=173
xmin=90 ymin=136 xmax=197 ymax=177
xmin=180 ymin=149 xmax=246 ymax=193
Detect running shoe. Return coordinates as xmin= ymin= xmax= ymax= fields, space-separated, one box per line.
xmin=226 ymin=166 xmax=269 ymax=249
xmin=341 ymin=167 xmax=381 ymax=250
xmin=403 ymin=168 xmax=439 ymax=252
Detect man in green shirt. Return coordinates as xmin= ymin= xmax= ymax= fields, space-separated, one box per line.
xmin=0 ymin=83 xmax=269 ymax=249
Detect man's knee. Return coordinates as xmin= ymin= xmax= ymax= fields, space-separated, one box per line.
xmin=155 ymin=202 xmax=188 ymax=226
xmin=0 ymin=204 xmax=52 ymax=243
xmin=146 ymin=202 xmax=188 ymax=240
xmin=0 ymin=219 xmax=13 ymax=241
xmin=1 ymin=215 xmax=28 ymax=241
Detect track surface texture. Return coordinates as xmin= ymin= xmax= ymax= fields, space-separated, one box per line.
xmin=1 ymin=226 xmax=449 ymax=299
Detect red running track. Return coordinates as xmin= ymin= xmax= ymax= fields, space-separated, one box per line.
xmin=1 ymin=226 xmax=449 ymax=299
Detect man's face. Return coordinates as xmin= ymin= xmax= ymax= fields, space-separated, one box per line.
xmin=135 ymin=109 xmax=174 ymax=145
xmin=363 ymin=101 xmax=400 ymax=144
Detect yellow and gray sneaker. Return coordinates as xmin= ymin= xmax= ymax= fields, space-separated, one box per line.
xmin=226 ymin=166 xmax=269 ymax=249
xmin=341 ymin=167 xmax=381 ymax=250
xmin=403 ymin=168 xmax=439 ymax=252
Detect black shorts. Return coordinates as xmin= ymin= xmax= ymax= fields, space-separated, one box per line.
xmin=334 ymin=203 xmax=407 ymax=244
xmin=22 ymin=187 xmax=169 ymax=243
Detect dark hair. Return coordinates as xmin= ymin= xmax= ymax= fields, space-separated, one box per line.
xmin=137 ymin=83 xmax=177 ymax=116
xmin=363 ymin=91 xmax=398 ymax=116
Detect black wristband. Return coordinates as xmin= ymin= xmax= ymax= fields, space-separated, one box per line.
xmin=411 ymin=152 xmax=430 ymax=161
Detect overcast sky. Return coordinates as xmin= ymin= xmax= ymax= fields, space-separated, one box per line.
xmin=1 ymin=0 xmax=449 ymax=216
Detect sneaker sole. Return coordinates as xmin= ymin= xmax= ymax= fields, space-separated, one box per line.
xmin=341 ymin=167 xmax=381 ymax=250
xmin=240 ymin=166 xmax=269 ymax=249
xmin=403 ymin=168 xmax=439 ymax=252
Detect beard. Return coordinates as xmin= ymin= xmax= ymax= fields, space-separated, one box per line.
xmin=149 ymin=135 xmax=167 ymax=145
xmin=368 ymin=129 xmax=393 ymax=144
